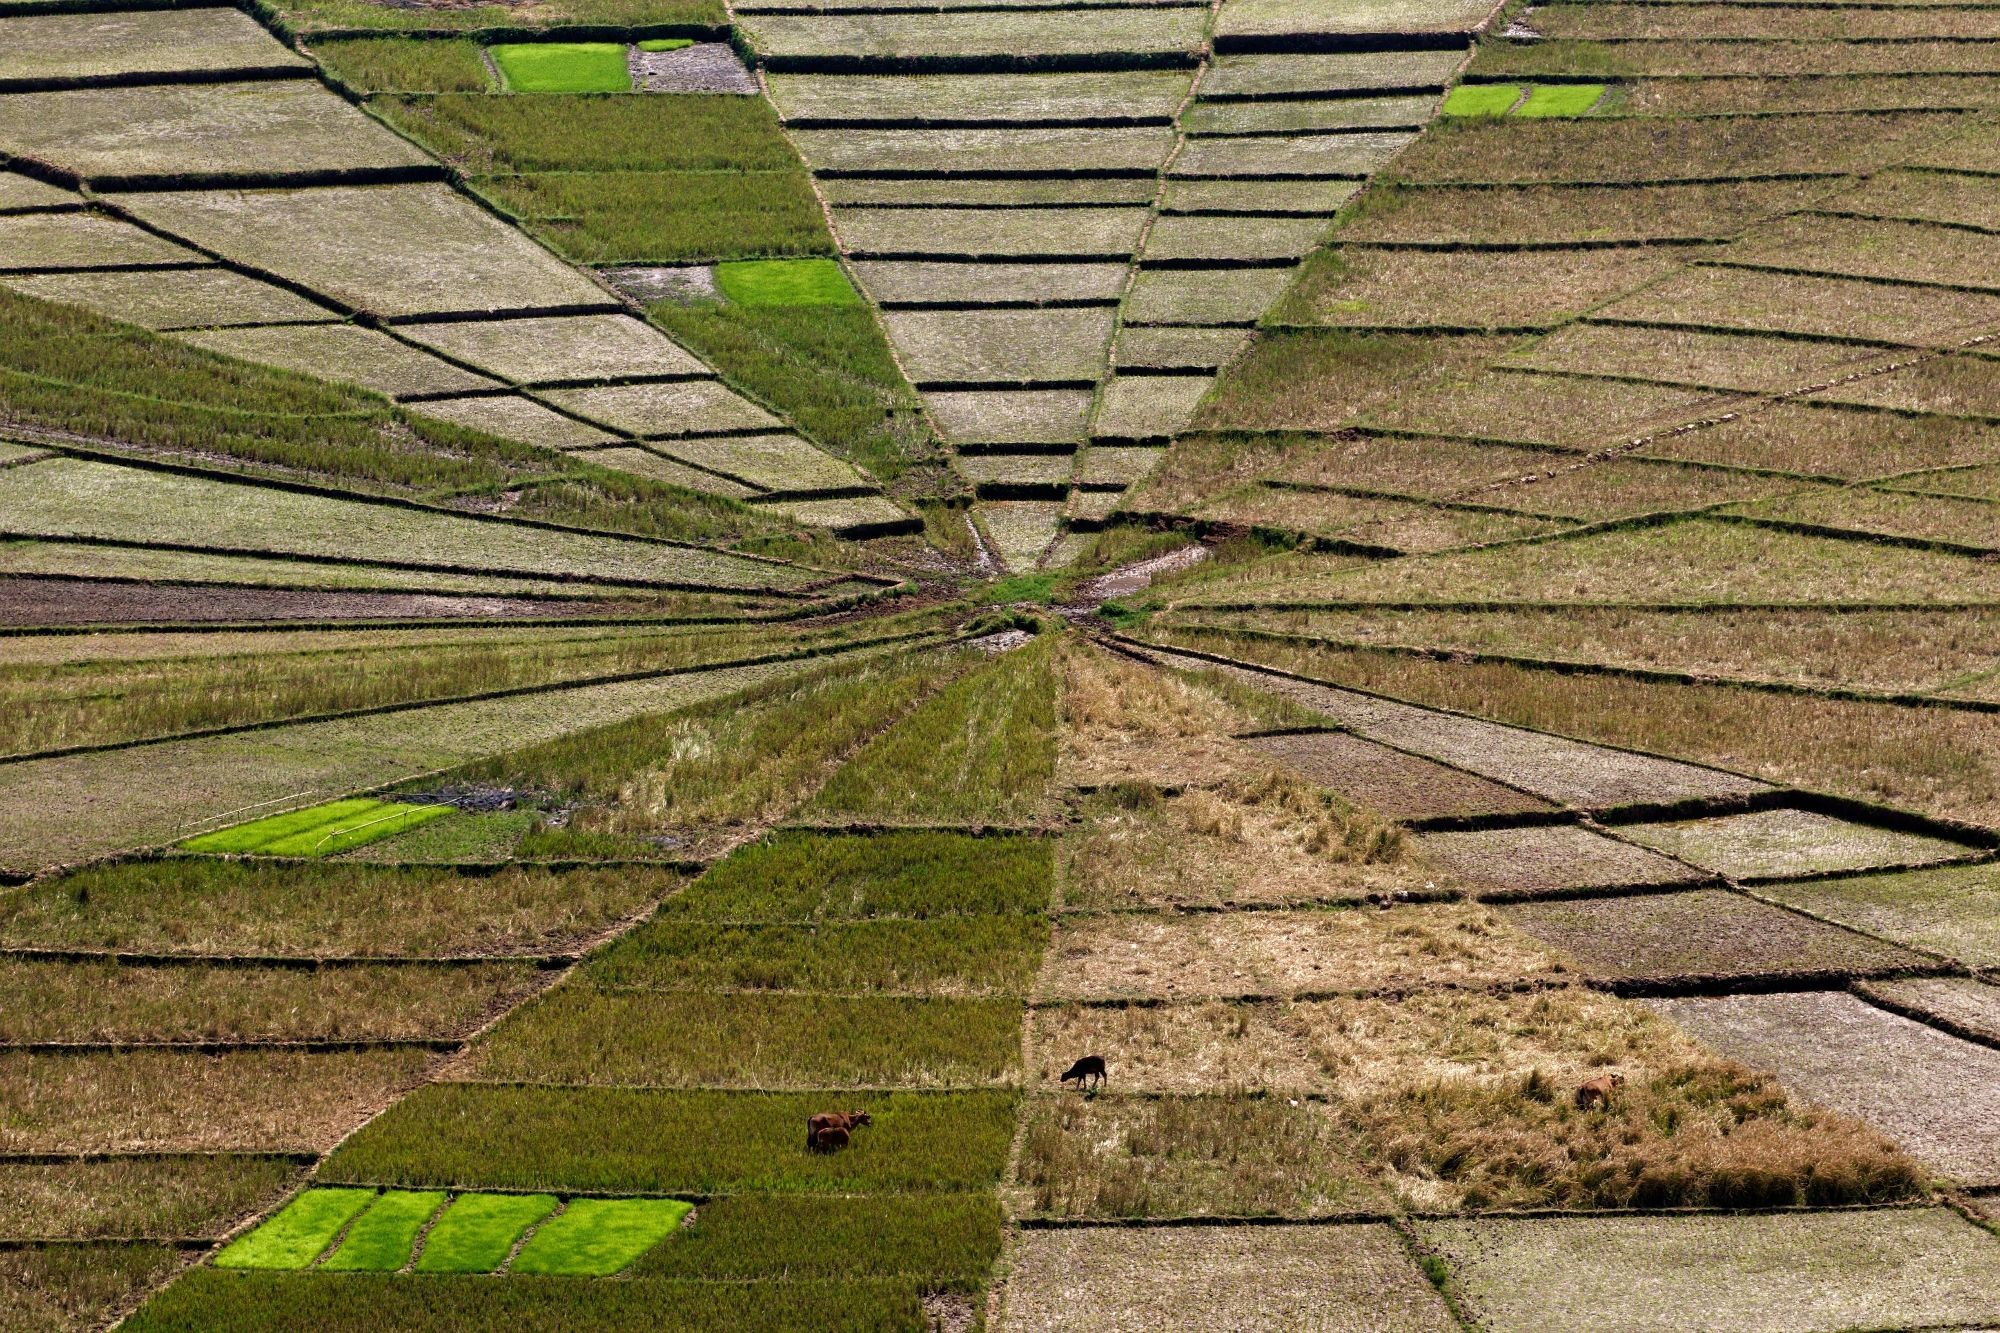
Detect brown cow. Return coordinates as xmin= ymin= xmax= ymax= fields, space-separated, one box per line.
xmin=812 ymin=1125 xmax=850 ymax=1152
xmin=1574 ymin=1073 xmax=1626 ymax=1110
xmin=806 ymin=1110 xmax=872 ymax=1151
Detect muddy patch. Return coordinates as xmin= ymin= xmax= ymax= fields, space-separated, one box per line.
xmin=599 ymin=264 xmax=719 ymax=305
xmin=629 ymin=41 xmax=757 ymax=94
xmin=1072 ymin=543 xmax=1208 ymax=605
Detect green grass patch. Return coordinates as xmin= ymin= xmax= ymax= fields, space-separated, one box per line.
xmin=628 ymin=1192 xmax=1001 ymax=1282
xmin=1442 ymin=83 xmax=1522 ymax=116
xmin=663 ymin=830 xmax=1053 ymax=921
xmin=374 ymin=94 xmax=800 ymax=172
xmin=214 ymin=1188 xmax=375 ymax=1270
xmin=489 ymin=42 xmax=631 ymax=93
xmin=181 ymin=799 xmax=451 ymax=858
xmin=415 ymin=1193 xmax=557 ymax=1274
xmin=586 ymin=915 xmax=1046 ymax=994
xmin=322 ymin=1086 xmax=1019 ymax=1194
xmin=344 ymin=810 xmax=533 ymax=864
xmin=638 ymin=37 xmax=693 ymax=52
xmin=480 ymin=170 xmax=831 ymax=264
xmin=310 ymin=37 xmax=491 ymax=92
xmin=717 ymin=259 xmax=860 ymax=308
xmin=321 ymin=1190 xmax=446 ymax=1272
xmin=1517 ymin=83 xmax=1608 ymax=117
xmin=511 ymin=1197 xmax=692 ymax=1275
xmin=807 ymin=636 xmax=1059 ymax=824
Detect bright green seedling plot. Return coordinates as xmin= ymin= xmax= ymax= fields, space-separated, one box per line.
xmin=715 ymin=258 xmax=860 ymax=307
xmin=181 ymin=798 xmax=451 ymax=857
xmin=213 ymin=1188 xmax=376 ymax=1270
xmin=415 ymin=1193 xmax=559 ymax=1273
xmin=321 ymin=1190 xmax=446 ymax=1272
xmin=510 ymin=1197 xmax=693 ymax=1275
xmin=1517 ymin=83 xmax=1608 ymax=117
xmin=638 ymin=38 xmax=693 ymax=52
xmin=489 ymin=43 xmax=630 ymax=93
xmin=1443 ymin=83 xmax=1523 ymax=117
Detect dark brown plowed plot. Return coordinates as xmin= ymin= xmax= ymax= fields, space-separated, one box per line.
xmin=1418 ymin=1208 xmax=2000 ymax=1333
xmin=1616 ymin=808 xmax=1972 ymax=881
xmin=1414 ymin=825 xmax=1706 ymax=898
xmin=1653 ymin=990 xmax=2000 ymax=1183
xmin=0 ymin=576 xmax=647 ymax=626
xmin=1243 ymin=730 xmax=1555 ymax=823
xmin=1860 ymin=977 xmax=2000 ymax=1046
xmin=1499 ymin=888 xmax=1923 ymax=983
xmin=1759 ymin=863 xmax=2000 ymax=967
xmin=1000 ymin=1223 xmax=1456 ymax=1332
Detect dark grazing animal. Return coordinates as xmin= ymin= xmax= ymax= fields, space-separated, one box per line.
xmin=806 ymin=1110 xmax=871 ymax=1151
xmin=1058 ymin=1055 xmax=1107 ymax=1090
xmin=1574 ymin=1073 xmax=1626 ymax=1110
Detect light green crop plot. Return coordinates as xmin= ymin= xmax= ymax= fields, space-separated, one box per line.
xmin=792 ymin=126 xmax=1177 ymax=173
xmin=542 ymin=381 xmax=781 ymax=437
xmin=213 ymin=1188 xmax=376 ymax=1270
xmin=665 ymin=435 xmax=868 ymax=491
xmin=415 ymin=1193 xmax=559 ymax=1273
xmin=925 ymin=388 xmax=1092 ymax=444
xmin=1172 ymin=131 xmax=1416 ymax=178
xmin=118 ymin=184 xmax=610 ymax=320
xmin=181 ymin=798 xmax=451 ymax=857
xmin=1160 ymin=178 xmax=1358 ymax=214
xmin=1216 ymin=0 xmax=1497 ymax=37
xmin=177 ymin=324 xmax=501 ymax=399
xmin=400 ymin=314 xmax=707 ymax=385
xmin=744 ymin=9 xmax=1207 ymax=58
xmin=489 ymin=42 xmax=631 ymax=93
xmin=0 ymin=8 xmax=309 ymax=84
xmin=884 ymin=307 xmax=1116 ymax=384
xmin=853 ymin=261 xmax=1127 ymax=305
xmin=1093 ymin=374 xmax=1215 ymax=440
xmin=1518 ymin=83 xmax=1608 ymax=117
xmin=0 ymin=83 xmax=430 ymax=186
xmin=768 ymin=71 xmax=1193 ymax=124
xmin=0 ymin=214 xmax=201 ymax=272
xmin=321 ymin=1190 xmax=447 ymax=1271
xmin=1185 ymin=94 xmax=1438 ymax=135
xmin=714 ymin=258 xmax=858 ymax=307
xmin=511 ymin=1197 xmax=693 ymax=1275
xmin=1443 ymin=83 xmax=1525 ymax=117
xmin=834 ymin=206 xmax=1147 ymax=258
xmin=1204 ymin=50 xmax=1465 ymax=98
xmin=1142 ymin=213 xmax=1330 ymax=262
xmin=4 ymin=268 xmax=330 ymax=330
xmin=1125 ymin=268 xmax=1297 ymax=325
xmin=0 ymin=457 xmax=811 ymax=589
xmin=407 ymin=394 xmax=618 ymax=451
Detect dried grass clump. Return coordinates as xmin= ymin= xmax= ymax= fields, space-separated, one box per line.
xmin=1219 ymin=769 xmax=1405 ymax=865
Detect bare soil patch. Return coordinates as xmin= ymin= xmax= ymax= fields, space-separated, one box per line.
xmin=1244 ymin=730 xmax=1554 ymax=823
xmin=1500 ymin=888 xmax=1925 ymax=983
xmin=1860 ymin=977 xmax=2000 ymax=1046
xmin=1416 ymin=825 xmax=1706 ymax=897
xmin=629 ymin=41 xmax=755 ymax=94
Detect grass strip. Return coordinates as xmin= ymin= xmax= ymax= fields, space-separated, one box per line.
xmin=662 ymin=830 xmax=1053 ymax=921
xmin=213 ymin=1187 xmax=375 ymax=1270
xmin=510 ymin=1196 xmax=692 ymax=1275
xmin=309 ymin=37 xmax=491 ymax=92
xmin=415 ymin=1193 xmax=557 ymax=1274
xmin=321 ymin=1190 xmax=446 ymax=1272
xmin=628 ymin=1192 xmax=1000 ymax=1281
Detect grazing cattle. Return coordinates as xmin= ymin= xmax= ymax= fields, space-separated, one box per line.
xmin=806 ymin=1110 xmax=872 ymax=1151
xmin=1575 ymin=1073 xmax=1626 ymax=1110
xmin=812 ymin=1124 xmax=849 ymax=1152
xmin=1058 ymin=1055 xmax=1107 ymax=1090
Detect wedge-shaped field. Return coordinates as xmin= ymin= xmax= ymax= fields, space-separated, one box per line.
xmin=667 ymin=435 xmax=868 ymax=493
xmin=1114 ymin=326 xmax=1246 ymax=371
xmin=1142 ymin=213 xmax=1330 ymax=263
xmin=1655 ymin=990 xmax=2000 ymax=1182
xmin=1245 ymin=729 xmax=1556 ymax=822
xmin=178 ymin=323 xmax=497 ymax=398
xmin=1160 ymin=177 xmax=1358 ymax=214
xmin=1591 ymin=266 xmax=2000 ymax=347
xmin=958 ymin=453 xmax=1074 ymax=488
xmin=744 ymin=9 xmax=1209 ymax=58
xmin=1336 ymin=179 xmax=1838 ymax=246
xmin=1077 ymin=443 xmax=1173 ymax=485
xmin=1757 ymin=862 xmax=2000 ymax=967
xmin=1531 ymin=3 xmax=2000 ymax=41
xmin=7 ymin=268 xmax=331 ymax=330
xmin=1094 ymin=374 xmax=1215 ymax=441
xmin=1391 ymin=111 xmax=1959 ymax=184
xmin=1416 ymin=824 xmax=1704 ymax=896
xmin=0 ymin=8 xmax=310 ymax=84
xmin=1731 ymin=487 xmax=2000 ymax=552
xmin=1809 ymin=354 xmax=2000 ymax=418
xmin=928 ymin=388 xmax=1092 ymax=444
xmin=1276 ymin=245 xmax=1680 ymax=330
xmin=1864 ymin=977 xmax=2000 ymax=1046
xmin=118 ymin=184 xmax=611 ymax=320
xmin=1507 ymin=323 xmax=1878 ymax=395
xmin=1203 ymin=50 xmax=1464 ymax=98
xmin=1719 ymin=214 xmax=2000 ymax=294
xmin=1000 ymin=1223 xmax=1455 ymax=1332
xmin=791 ymin=126 xmax=1179 ymax=173
xmin=884 ymin=308 xmax=1116 ymax=383
xmin=1370 ymin=370 xmax=1741 ymax=447
xmin=835 ymin=207 xmax=1148 ymax=258
xmin=1475 ymin=37 xmax=2000 ymax=79
xmin=409 ymin=394 xmax=616 ymax=451
xmin=768 ymin=71 xmax=1194 ymax=124
xmin=826 ymin=177 xmax=1156 ymax=207
xmin=1643 ymin=403 xmax=2000 ymax=479
xmin=590 ymin=447 xmax=757 ymax=499
xmin=0 ymin=1155 xmax=300 ymax=1241
xmin=0 ymin=82 xmax=431 ymax=185
xmin=1626 ymin=74 xmax=2000 ymax=117
xmin=1194 ymin=488 xmax=1568 ymax=551
xmin=1215 ymin=0 xmax=1497 ymax=38
xmin=0 ymin=457 xmax=806 ymax=590
xmin=1618 ymin=808 xmax=1972 ymax=881
xmin=0 ymin=957 xmax=540 ymax=1043
xmin=1419 ymin=1209 xmax=2000 ymax=1333
xmin=0 ymin=170 xmax=77 ymax=210
xmin=1038 ymin=902 xmax=1566 ymax=1000
xmin=0 ymin=212 xmax=201 ymax=270
xmin=1126 ymin=267 xmax=1297 ymax=325
xmin=400 ymin=314 xmax=706 ymax=385
xmin=1500 ymin=887 xmax=1922 ymax=983
xmin=0 ymin=1048 xmax=431 ymax=1152
xmin=855 ymin=261 xmax=1128 ymax=305
xmin=1832 ymin=166 xmax=2000 ymax=232
xmin=1171 ymin=131 xmax=1414 ymax=178
xmin=322 ymin=1085 xmax=1018 ymax=1194
xmin=541 ymin=381 xmax=780 ymax=437
xmin=0 ymin=543 xmax=625 ymax=601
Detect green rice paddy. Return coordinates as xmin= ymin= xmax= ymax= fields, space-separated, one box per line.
xmin=1442 ymin=83 xmax=1523 ymax=117
xmin=1442 ymin=82 xmax=1607 ymax=118
xmin=321 ymin=1191 xmax=447 ymax=1272
xmin=213 ymin=1189 xmax=375 ymax=1270
xmin=511 ymin=1197 xmax=693 ymax=1276
xmin=716 ymin=258 xmax=863 ymax=308
xmin=488 ymin=43 xmax=631 ymax=94
xmin=180 ymin=798 xmax=452 ymax=858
